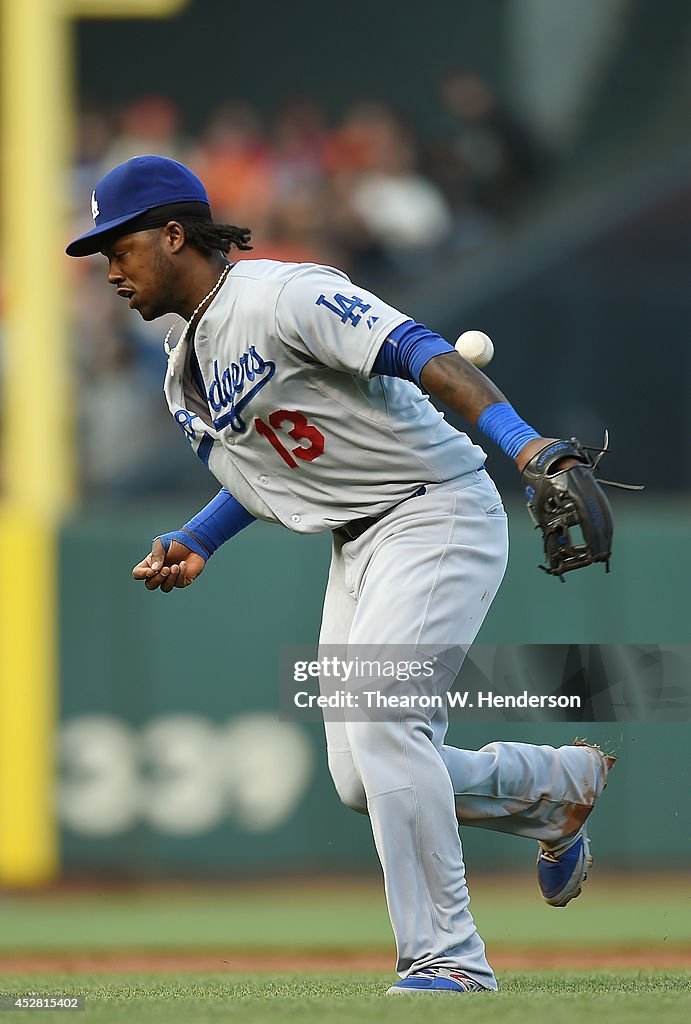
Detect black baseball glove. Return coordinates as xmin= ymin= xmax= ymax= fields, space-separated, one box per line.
xmin=521 ymin=435 xmax=637 ymax=579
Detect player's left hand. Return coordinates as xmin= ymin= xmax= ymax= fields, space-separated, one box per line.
xmin=132 ymin=537 xmax=206 ymax=593
xmin=519 ymin=437 xmax=614 ymax=578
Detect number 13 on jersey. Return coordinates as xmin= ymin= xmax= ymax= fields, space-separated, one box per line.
xmin=255 ymin=410 xmax=325 ymax=469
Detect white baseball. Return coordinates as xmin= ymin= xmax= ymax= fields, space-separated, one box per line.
xmin=454 ymin=330 xmax=494 ymax=368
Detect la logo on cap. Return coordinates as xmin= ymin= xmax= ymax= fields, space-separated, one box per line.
xmin=91 ymin=191 xmax=99 ymax=221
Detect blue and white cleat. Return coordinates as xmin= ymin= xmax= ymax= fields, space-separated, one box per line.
xmin=537 ymin=827 xmax=593 ymax=907
xmin=537 ymin=740 xmax=616 ymax=908
xmin=387 ymin=967 xmax=486 ymax=995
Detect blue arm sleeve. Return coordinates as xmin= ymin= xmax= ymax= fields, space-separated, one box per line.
xmin=372 ymin=320 xmax=454 ymax=385
xmin=158 ymin=488 xmax=256 ymax=560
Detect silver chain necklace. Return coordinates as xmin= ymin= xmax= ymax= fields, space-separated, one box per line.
xmin=163 ymin=262 xmax=231 ymax=356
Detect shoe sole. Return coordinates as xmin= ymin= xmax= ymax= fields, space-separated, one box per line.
xmin=387 ymin=987 xmax=457 ymax=995
xmin=386 ymin=985 xmax=482 ymax=995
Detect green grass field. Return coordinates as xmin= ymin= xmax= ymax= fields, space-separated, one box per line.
xmin=0 ymin=874 xmax=689 ymax=1022
xmin=0 ymin=973 xmax=688 ymax=1024
xmin=1 ymin=873 xmax=689 ymax=952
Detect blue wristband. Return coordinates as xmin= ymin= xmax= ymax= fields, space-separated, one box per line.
xmin=477 ymin=402 xmax=540 ymax=461
xmin=158 ymin=529 xmax=215 ymax=560
xmin=158 ymin=489 xmax=255 ymax=561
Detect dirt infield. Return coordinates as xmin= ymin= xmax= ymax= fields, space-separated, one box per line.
xmin=1 ymin=947 xmax=689 ymax=974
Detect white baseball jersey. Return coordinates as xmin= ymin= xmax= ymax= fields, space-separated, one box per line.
xmin=163 ymin=259 xmax=486 ymax=532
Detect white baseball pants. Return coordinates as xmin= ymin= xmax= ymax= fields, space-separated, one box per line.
xmin=318 ymin=469 xmax=611 ymax=988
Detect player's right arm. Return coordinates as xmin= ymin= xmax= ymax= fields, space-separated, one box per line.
xmin=419 ymin=350 xmax=548 ymax=471
xmin=132 ymin=487 xmax=255 ymax=593
xmin=373 ymin=323 xmax=550 ymax=470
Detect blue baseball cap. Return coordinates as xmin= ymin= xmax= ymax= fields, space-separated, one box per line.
xmin=66 ymin=154 xmax=211 ymax=257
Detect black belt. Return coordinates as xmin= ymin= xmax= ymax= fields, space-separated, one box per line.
xmin=334 ymin=486 xmax=427 ymax=542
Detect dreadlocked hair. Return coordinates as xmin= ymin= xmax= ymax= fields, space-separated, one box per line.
xmin=178 ymin=218 xmax=253 ymax=257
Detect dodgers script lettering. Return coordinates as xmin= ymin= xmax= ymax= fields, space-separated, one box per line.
xmin=207 ymin=346 xmax=276 ymax=433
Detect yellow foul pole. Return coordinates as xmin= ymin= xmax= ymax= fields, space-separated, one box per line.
xmin=0 ymin=0 xmax=72 ymax=887
xmin=0 ymin=0 xmax=186 ymax=886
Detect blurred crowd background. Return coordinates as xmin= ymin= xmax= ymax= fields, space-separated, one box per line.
xmin=67 ymin=70 xmax=550 ymax=494
xmin=52 ymin=0 xmax=691 ymax=498
xmin=0 ymin=0 xmax=688 ymax=500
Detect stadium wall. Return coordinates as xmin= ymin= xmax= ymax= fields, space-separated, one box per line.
xmin=58 ymin=500 xmax=690 ymax=874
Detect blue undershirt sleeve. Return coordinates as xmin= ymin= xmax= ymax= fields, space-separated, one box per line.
xmin=372 ymin=320 xmax=454 ymax=385
xmin=158 ymin=488 xmax=256 ymax=560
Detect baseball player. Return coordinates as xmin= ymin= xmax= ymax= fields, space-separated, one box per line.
xmin=67 ymin=155 xmax=615 ymax=995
